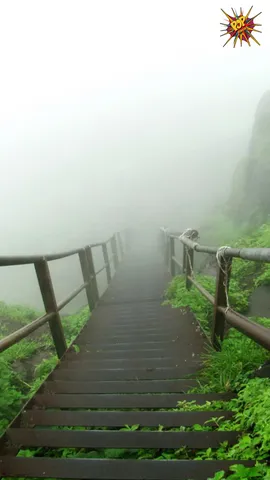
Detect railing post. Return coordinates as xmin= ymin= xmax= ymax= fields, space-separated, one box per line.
xmin=160 ymin=230 xmax=165 ymax=259
xmin=85 ymin=245 xmax=99 ymax=307
xmin=185 ymin=247 xmax=194 ymax=290
xmin=212 ymin=257 xmax=232 ymax=350
xmin=111 ymin=234 xmax=119 ymax=270
xmin=182 ymin=244 xmax=187 ymax=273
xmin=34 ymin=259 xmax=67 ymax=358
xmin=117 ymin=232 xmax=124 ymax=261
xmin=165 ymin=234 xmax=170 ymax=270
xmin=169 ymin=236 xmax=175 ymax=276
xmin=102 ymin=242 xmax=112 ymax=284
xmin=79 ymin=248 xmax=95 ymax=311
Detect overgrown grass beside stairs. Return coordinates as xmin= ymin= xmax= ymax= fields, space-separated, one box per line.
xmin=0 ymin=303 xmax=90 ymax=434
xmin=163 ymin=223 xmax=270 ymax=479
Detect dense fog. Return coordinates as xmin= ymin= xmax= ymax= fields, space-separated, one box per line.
xmin=0 ymin=0 xmax=269 ymax=310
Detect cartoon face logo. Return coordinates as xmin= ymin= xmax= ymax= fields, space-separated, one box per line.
xmin=220 ymin=7 xmax=262 ymax=47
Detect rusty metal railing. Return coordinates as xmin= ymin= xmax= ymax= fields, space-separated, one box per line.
xmin=0 ymin=231 xmax=127 ymax=358
xmin=160 ymin=227 xmax=270 ymax=351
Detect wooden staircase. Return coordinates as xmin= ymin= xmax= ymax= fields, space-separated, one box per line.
xmin=0 ymin=249 xmax=254 ymax=479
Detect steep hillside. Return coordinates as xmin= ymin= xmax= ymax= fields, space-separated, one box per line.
xmin=227 ymin=90 xmax=270 ymax=227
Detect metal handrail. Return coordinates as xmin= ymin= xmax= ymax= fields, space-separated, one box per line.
xmin=179 ymin=235 xmax=270 ymax=263
xmin=0 ymin=232 xmax=126 ymax=357
xmin=0 ymin=242 xmax=106 ymax=267
xmin=160 ymin=227 xmax=270 ymax=351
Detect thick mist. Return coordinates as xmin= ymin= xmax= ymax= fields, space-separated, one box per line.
xmin=0 ymin=0 xmax=269 ymax=310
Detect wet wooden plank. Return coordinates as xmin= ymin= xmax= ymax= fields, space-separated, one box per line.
xmin=0 ymin=457 xmax=255 ymax=480
xmin=73 ymin=341 xmax=196 ymax=350
xmin=51 ymin=366 xmax=200 ymax=381
xmin=8 ymin=429 xmax=240 ymax=449
xmin=59 ymin=358 xmax=187 ymax=369
xmin=22 ymin=410 xmax=234 ymax=427
xmin=32 ymin=393 xmax=235 ymax=409
xmin=43 ymin=379 xmax=197 ymax=394
xmin=65 ymin=349 xmax=183 ymax=359
xmin=78 ymin=334 xmax=183 ymax=343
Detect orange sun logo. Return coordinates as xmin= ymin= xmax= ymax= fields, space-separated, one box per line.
xmin=220 ymin=6 xmax=262 ymax=47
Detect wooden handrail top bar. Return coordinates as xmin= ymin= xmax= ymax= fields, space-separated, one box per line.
xmin=161 ymin=227 xmax=270 ymax=264
xmin=0 ymin=240 xmax=111 ymax=267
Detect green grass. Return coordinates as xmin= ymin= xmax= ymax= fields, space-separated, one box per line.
xmin=0 ymin=301 xmax=41 ymax=324
xmin=0 ymin=304 xmax=90 ymax=434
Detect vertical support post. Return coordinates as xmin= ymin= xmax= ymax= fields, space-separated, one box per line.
xmin=165 ymin=234 xmax=169 ymax=270
xmin=117 ymin=232 xmax=124 ymax=261
xmin=185 ymin=248 xmax=194 ymax=290
xmin=212 ymin=257 xmax=232 ymax=350
xmin=111 ymin=234 xmax=119 ymax=270
xmin=160 ymin=230 xmax=164 ymax=258
xmin=86 ymin=245 xmax=99 ymax=307
xmin=169 ymin=236 xmax=175 ymax=276
xmin=34 ymin=259 xmax=67 ymax=358
xmin=79 ymin=248 xmax=95 ymax=311
xmin=182 ymin=245 xmax=187 ymax=273
xmin=102 ymin=242 xmax=112 ymax=284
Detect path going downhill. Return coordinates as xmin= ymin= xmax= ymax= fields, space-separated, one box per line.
xmin=0 ymin=245 xmax=253 ymax=479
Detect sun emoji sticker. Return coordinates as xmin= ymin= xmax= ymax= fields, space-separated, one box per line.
xmin=220 ymin=6 xmax=262 ymax=47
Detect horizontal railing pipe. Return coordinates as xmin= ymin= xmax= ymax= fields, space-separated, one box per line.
xmin=89 ymin=242 xmax=106 ymax=248
xmin=178 ymin=234 xmax=270 ymax=263
xmin=0 ymin=249 xmax=80 ymax=266
xmin=189 ymin=276 xmax=270 ymax=350
xmin=95 ymin=264 xmax=108 ymax=276
xmin=188 ymin=276 xmax=215 ymax=304
xmin=0 ymin=240 xmax=113 ymax=267
xmin=221 ymin=307 xmax=270 ymax=350
xmin=172 ymin=256 xmax=182 ymax=271
xmin=57 ymin=282 xmax=88 ymax=312
xmin=0 ymin=312 xmax=54 ymax=353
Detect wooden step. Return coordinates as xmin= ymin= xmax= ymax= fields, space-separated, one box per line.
xmin=22 ymin=410 xmax=234 ymax=427
xmin=0 ymin=458 xmax=255 ymax=480
xmin=51 ymin=366 xmax=200 ymax=381
xmin=78 ymin=333 xmax=184 ymax=343
xmin=73 ymin=341 xmax=194 ymax=350
xmin=8 ymin=429 xmax=241 ymax=449
xmin=43 ymin=379 xmax=197 ymax=394
xmin=32 ymin=393 xmax=235 ymax=409
xmin=58 ymin=358 xmax=194 ymax=369
xmin=65 ymin=348 xmax=186 ymax=359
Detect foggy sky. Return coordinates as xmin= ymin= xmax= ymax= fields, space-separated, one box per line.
xmin=0 ymin=0 xmax=269 ymax=308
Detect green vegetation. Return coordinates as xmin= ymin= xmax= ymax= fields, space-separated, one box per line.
xmin=198 ymin=211 xmax=246 ymax=247
xmin=0 ymin=303 xmax=90 ymax=434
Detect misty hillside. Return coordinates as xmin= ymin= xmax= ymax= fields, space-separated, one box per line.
xmin=227 ymin=90 xmax=270 ymax=228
